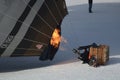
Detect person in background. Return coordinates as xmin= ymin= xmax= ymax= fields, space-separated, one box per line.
xmin=88 ymin=0 xmax=93 ymax=13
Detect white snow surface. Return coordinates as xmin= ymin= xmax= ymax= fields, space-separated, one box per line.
xmin=0 ymin=0 xmax=120 ymax=80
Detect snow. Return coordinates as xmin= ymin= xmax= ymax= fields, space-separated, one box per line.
xmin=0 ymin=0 xmax=120 ymax=80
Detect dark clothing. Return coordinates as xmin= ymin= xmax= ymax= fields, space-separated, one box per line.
xmin=79 ymin=49 xmax=89 ymax=63
xmin=77 ymin=43 xmax=98 ymax=63
xmin=73 ymin=43 xmax=99 ymax=67
xmin=88 ymin=0 xmax=93 ymax=3
xmin=88 ymin=0 xmax=93 ymax=13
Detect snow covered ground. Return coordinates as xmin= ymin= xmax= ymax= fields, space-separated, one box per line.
xmin=0 ymin=0 xmax=120 ymax=80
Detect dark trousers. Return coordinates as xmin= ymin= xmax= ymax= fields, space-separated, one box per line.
xmin=88 ymin=0 xmax=93 ymax=12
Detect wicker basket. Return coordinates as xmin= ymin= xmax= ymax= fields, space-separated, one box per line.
xmin=89 ymin=45 xmax=109 ymax=65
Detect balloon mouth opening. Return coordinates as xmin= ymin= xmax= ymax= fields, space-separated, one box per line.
xmin=39 ymin=27 xmax=61 ymax=61
xmin=50 ymin=28 xmax=61 ymax=48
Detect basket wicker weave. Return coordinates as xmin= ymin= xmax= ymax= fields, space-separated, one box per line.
xmin=89 ymin=45 xmax=109 ymax=65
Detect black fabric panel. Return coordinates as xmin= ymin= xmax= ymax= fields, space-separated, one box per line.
xmin=0 ymin=0 xmax=37 ymax=56
xmin=55 ymin=0 xmax=68 ymax=18
xmin=11 ymin=39 xmax=45 ymax=56
xmin=45 ymin=0 xmax=61 ymax=24
xmin=37 ymin=2 xmax=57 ymax=30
